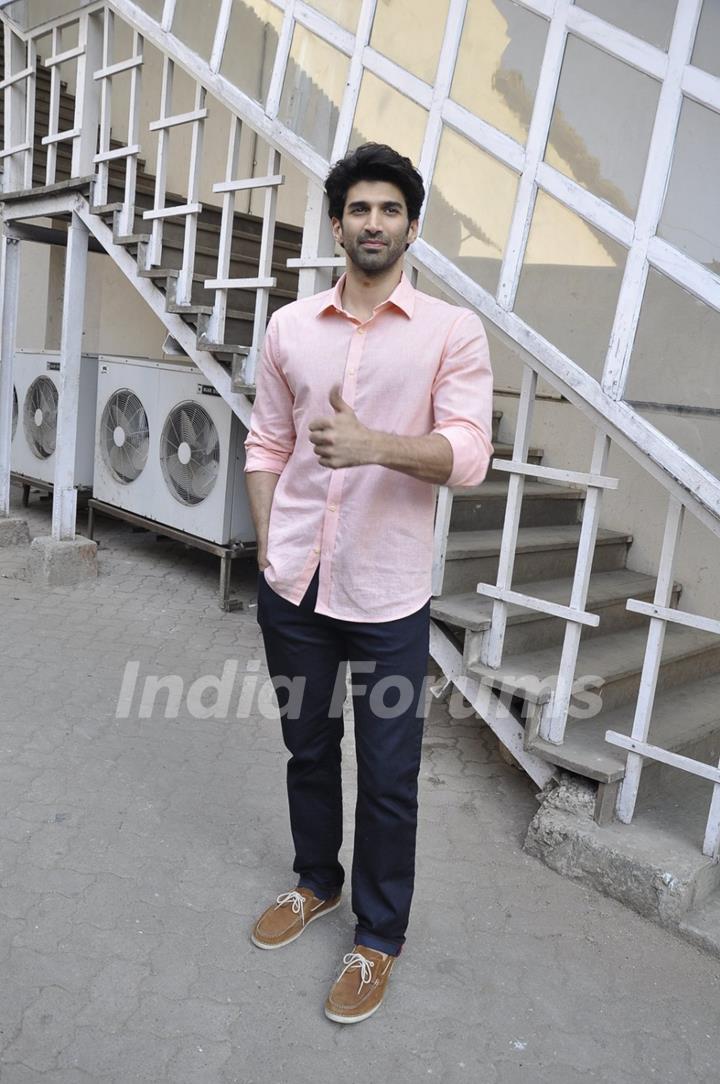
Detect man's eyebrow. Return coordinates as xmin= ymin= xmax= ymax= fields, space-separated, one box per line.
xmin=346 ymin=199 xmax=404 ymax=209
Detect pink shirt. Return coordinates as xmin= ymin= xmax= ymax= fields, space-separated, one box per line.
xmin=244 ymin=271 xmax=494 ymax=622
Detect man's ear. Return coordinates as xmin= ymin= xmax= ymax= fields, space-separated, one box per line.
xmin=407 ymin=218 xmax=419 ymax=245
xmin=331 ymin=216 xmax=344 ymax=249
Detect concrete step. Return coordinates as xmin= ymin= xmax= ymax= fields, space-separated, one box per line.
xmin=431 ymin=569 xmax=680 ymax=657
xmin=528 ymin=670 xmax=720 ymax=787
xmin=524 ymin=769 xmax=720 ymax=944
xmin=441 ymin=525 xmax=632 ymax=594
xmin=485 ymin=441 xmax=543 ymax=481
xmin=135 ymin=237 xmax=299 ymax=293
xmin=95 ymin=194 xmax=302 ymax=257
xmin=141 ymin=264 xmax=296 ymax=313
xmin=491 ymin=409 xmax=501 ymax=444
xmin=467 ymin=623 xmax=720 ymax=721
xmin=449 ymin=479 xmax=582 ymax=531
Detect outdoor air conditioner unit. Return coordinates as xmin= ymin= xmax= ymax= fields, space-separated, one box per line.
xmin=92 ymin=355 xmax=255 ymax=545
xmin=11 ymin=350 xmax=98 ymax=488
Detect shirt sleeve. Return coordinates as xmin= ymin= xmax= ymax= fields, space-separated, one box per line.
xmin=244 ymin=314 xmax=296 ymax=474
xmin=431 ymin=309 xmax=494 ymax=488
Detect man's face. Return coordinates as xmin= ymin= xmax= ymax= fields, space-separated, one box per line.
xmin=332 ymin=180 xmax=418 ymax=276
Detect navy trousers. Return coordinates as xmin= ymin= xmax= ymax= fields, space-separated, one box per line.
xmin=256 ymin=568 xmax=430 ymax=956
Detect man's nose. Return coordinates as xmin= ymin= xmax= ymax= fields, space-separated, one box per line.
xmin=366 ymin=210 xmax=383 ymax=232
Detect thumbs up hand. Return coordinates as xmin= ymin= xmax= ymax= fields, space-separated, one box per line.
xmin=308 ymin=384 xmax=376 ymax=469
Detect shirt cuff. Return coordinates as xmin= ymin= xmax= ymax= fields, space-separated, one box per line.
xmin=433 ymin=425 xmax=493 ymax=488
xmin=244 ymin=448 xmax=289 ymax=474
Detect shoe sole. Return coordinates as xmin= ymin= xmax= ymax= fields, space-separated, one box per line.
xmin=324 ymin=1000 xmax=384 ymax=1024
xmin=250 ymin=895 xmax=342 ymax=950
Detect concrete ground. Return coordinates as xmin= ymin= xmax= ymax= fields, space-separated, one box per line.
xmin=1 ymin=489 xmax=720 ymax=1084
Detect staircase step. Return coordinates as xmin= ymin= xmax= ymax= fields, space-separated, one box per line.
xmin=450 ymin=479 xmax=582 ymax=531
xmin=528 ymin=671 xmax=720 ymax=786
xmin=467 ymin=624 xmax=720 ymax=718
xmin=486 ymin=442 xmax=543 ymax=481
xmin=492 ymin=409 xmax=501 ymax=443
xmin=442 ymin=525 xmax=632 ymax=594
xmin=135 ymin=237 xmax=299 ymax=292
xmin=431 ymin=569 xmax=680 ymax=655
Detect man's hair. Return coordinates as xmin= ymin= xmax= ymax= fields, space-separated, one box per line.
xmin=325 ymin=143 xmax=425 ymax=223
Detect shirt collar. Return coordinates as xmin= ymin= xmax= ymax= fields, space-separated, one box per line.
xmin=317 ymin=270 xmax=415 ymax=320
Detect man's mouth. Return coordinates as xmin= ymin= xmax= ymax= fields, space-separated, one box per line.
xmin=360 ymin=240 xmax=386 ymax=249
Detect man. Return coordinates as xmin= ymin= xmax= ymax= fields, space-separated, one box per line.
xmin=244 ymin=142 xmax=493 ymax=1024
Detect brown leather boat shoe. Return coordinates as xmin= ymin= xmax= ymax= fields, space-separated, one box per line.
xmin=324 ymin=944 xmax=396 ymax=1023
xmin=251 ymin=887 xmax=342 ymax=950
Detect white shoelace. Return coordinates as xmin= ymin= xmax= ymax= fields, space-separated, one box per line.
xmin=274 ymin=890 xmax=306 ymax=926
xmin=338 ymin=951 xmax=374 ymax=990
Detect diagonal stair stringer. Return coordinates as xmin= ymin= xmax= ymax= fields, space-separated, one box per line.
xmin=72 ymin=194 xmax=253 ymax=429
xmin=429 ymin=621 xmax=555 ymax=788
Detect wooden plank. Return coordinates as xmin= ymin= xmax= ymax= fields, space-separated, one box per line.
xmin=204 ymin=276 xmax=277 ymax=291
xmin=492 ymin=458 xmax=619 ymax=490
xmin=94 ymin=143 xmax=141 ymax=164
xmin=606 ymin=731 xmax=720 ymax=786
xmin=703 ymin=781 xmax=720 ymax=859
xmin=245 ymin=144 xmax=282 ymax=386
xmin=212 ymin=174 xmax=284 ymax=194
xmin=93 ymin=54 xmax=143 ymax=81
xmin=565 ymin=5 xmax=668 ymax=79
xmin=42 ymin=127 xmax=81 ymax=145
xmin=44 ymin=43 xmax=86 ymax=67
xmin=626 ymin=600 xmax=720 ymax=637
xmin=143 ymin=201 xmax=203 ymax=221
xmin=476 ymin=583 xmax=600 ymax=628
xmin=149 ymin=106 xmax=208 ymax=131
xmin=615 ymin=496 xmax=685 ymax=823
xmin=441 ymin=98 xmax=525 ymax=174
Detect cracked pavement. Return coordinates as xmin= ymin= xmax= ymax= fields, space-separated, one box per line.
xmin=1 ymin=491 xmax=719 ymax=1083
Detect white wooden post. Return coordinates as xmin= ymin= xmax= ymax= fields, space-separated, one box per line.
xmin=119 ymin=29 xmax=144 ymax=236
xmin=72 ymin=11 xmax=104 ymax=179
xmin=431 ymin=485 xmax=454 ymax=596
xmin=541 ymin=431 xmax=611 ymax=744
xmin=205 ymin=112 xmax=242 ymax=345
xmin=2 ymin=25 xmax=29 ymax=194
xmin=614 ymin=496 xmax=685 ymax=823
xmin=243 ymin=144 xmax=282 ymax=386
xmin=296 ymin=181 xmax=336 ymax=299
xmin=174 ymin=81 xmax=206 ymax=305
xmin=479 ymin=364 xmax=537 ymax=667
xmin=0 ymin=233 xmax=21 ymax=518
xmin=51 ymin=211 xmax=89 ymax=541
xmin=146 ymin=53 xmax=174 ymax=268
xmin=94 ymin=8 xmax=115 ymax=207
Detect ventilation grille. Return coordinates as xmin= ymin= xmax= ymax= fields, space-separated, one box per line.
xmin=160 ymin=401 xmax=220 ymax=506
xmin=100 ymin=388 xmax=150 ymax=484
xmin=23 ymin=376 xmax=58 ymax=459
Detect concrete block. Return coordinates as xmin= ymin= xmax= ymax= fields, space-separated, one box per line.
xmin=524 ymin=773 xmax=720 ymax=929
xmin=27 ymin=535 xmax=98 ymax=587
xmin=0 ymin=517 xmax=30 ymax=547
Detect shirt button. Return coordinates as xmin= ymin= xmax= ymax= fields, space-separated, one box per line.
xmin=357 ymin=327 xmax=364 ymax=335
xmin=328 ymin=504 xmax=336 ymax=512
xmin=313 ymin=547 xmax=320 ymax=555
xmin=348 ymin=368 xmax=355 ymax=375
